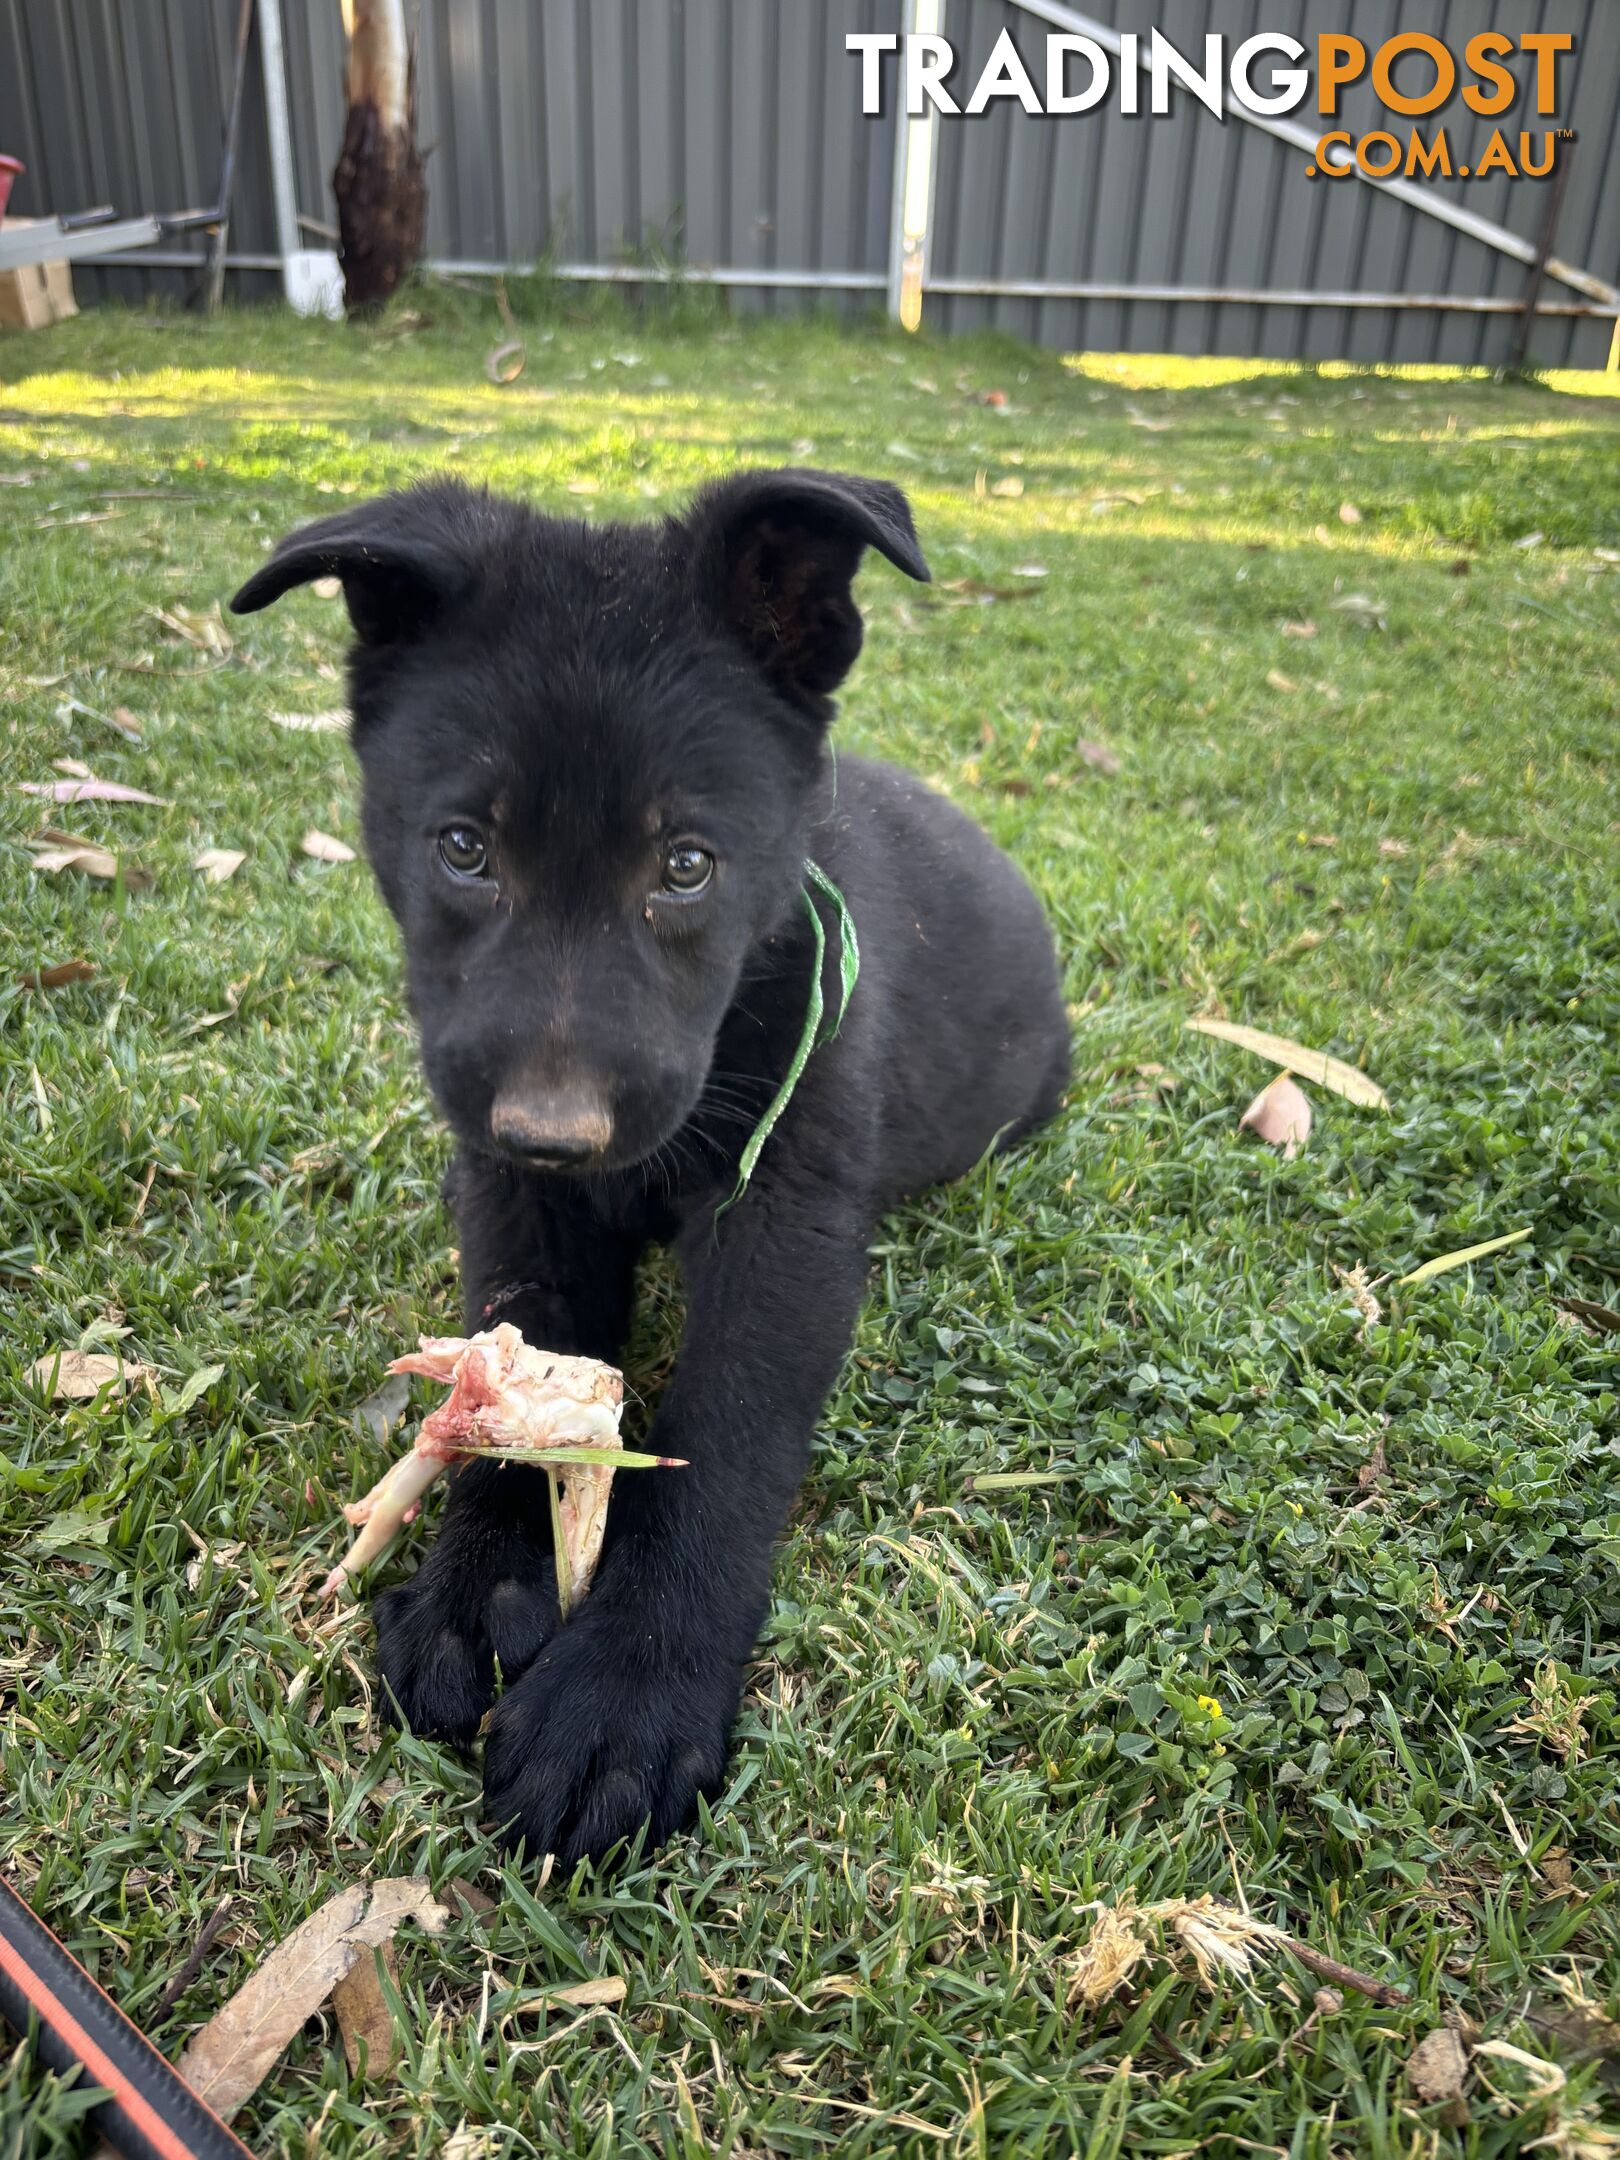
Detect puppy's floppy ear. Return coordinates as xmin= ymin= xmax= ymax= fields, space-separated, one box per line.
xmin=684 ymin=467 xmax=930 ymax=702
xmin=229 ymin=489 xmax=478 ymax=646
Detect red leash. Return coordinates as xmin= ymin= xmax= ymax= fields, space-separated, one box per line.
xmin=0 ymin=1875 xmax=253 ymax=2160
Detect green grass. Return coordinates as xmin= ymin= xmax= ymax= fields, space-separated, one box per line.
xmin=2 ymin=288 xmax=1619 ymax=2159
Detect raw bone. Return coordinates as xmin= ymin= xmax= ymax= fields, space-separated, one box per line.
xmin=321 ymin=1325 xmax=625 ymax=1602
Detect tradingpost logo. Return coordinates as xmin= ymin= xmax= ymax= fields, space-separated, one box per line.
xmin=848 ymin=26 xmax=1578 ymax=182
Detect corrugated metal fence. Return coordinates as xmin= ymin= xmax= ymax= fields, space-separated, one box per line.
xmin=926 ymin=0 xmax=1620 ymax=368
xmin=1 ymin=0 xmax=1616 ymax=367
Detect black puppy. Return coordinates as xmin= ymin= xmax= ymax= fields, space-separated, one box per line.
xmin=232 ymin=469 xmax=1068 ymax=1865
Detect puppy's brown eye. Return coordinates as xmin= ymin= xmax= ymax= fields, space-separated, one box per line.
xmin=661 ymin=843 xmax=714 ymax=895
xmin=438 ymin=825 xmax=489 ymax=880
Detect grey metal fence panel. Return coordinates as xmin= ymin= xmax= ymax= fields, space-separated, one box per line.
xmin=0 ymin=0 xmax=285 ymax=301
xmin=0 ymin=0 xmax=900 ymax=307
xmin=926 ymin=0 xmax=1618 ymax=367
xmin=0 ymin=0 xmax=1614 ymax=363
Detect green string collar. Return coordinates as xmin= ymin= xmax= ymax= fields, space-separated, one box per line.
xmin=720 ymin=858 xmax=859 ymax=1211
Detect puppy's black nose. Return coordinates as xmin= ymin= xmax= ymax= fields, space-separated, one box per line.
xmin=490 ymin=1090 xmax=613 ymax=1168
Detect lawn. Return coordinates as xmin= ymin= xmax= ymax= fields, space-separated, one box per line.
xmin=2 ymin=291 xmax=1618 ymax=2159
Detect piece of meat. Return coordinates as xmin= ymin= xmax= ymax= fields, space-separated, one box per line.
xmin=320 ymin=1325 xmax=626 ymax=1601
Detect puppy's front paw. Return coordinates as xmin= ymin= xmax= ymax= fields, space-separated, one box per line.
xmin=375 ymin=1544 xmax=558 ymax=1747
xmin=482 ymin=1609 xmax=734 ymax=1865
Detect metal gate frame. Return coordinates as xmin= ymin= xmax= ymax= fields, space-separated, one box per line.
xmin=902 ymin=0 xmax=1620 ymax=338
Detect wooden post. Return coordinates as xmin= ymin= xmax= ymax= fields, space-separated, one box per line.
xmin=205 ymin=0 xmax=256 ymax=312
xmin=333 ymin=0 xmax=426 ymax=313
xmin=886 ymin=0 xmax=944 ymax=332
xmin=1508 ymin=144 xmax=1574 ymax=375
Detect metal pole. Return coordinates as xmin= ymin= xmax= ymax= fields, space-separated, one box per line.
xmin=1507 ymin=147 xmax=1575 ymax=374
xmin=205 ymin=0 xmax=256 ymax=312
xmin=885 ymin=0 xmax=918 ymax=324
xmin=886 ymin=0 xmax=945 ymax=330
xmin=255 ymin=0 xmax=302 ymax=300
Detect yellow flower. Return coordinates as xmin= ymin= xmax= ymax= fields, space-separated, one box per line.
xmin=1196 ymin=1694 xmax=1223 ymax=1719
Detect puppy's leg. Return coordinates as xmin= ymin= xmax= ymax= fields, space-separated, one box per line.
xmin=374 ymin=1154 xmax=638 ymax=1745
xmin=482 ymin=1191 xmax=873 ymax=1865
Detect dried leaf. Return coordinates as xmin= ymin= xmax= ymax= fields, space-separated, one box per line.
xmin=184 ymin=1541 xmax=245 ymax=1593
xmin=445 ymin=1882 xmax=498 ymax=1926
xmin=53 ymin=758 xmax=92 ymax=778
xmin=1357 ymin=1433 xmax=1388 ymax=1487
xmin=18 ymin=960 xmax=95 ymax=991
xmin=194 ymin=848 xmax=247 ymax=883
xmin=1407 ymin=2026 xmax=1470 ymax=2106
xmin=29 ymin=844 xmax=118 ymax=881
xmin=31 ymin=1349 xmax=153 ymax=1401
xmin=1378 ymin=837 xmax=1411 ymax=858
xmin=352 ymin=1371 xmax=413 ymax=1448
xmin=109 ymin=706 xmax=144 ymax=741
xmin=175 ymin=1878 xmax=450 ymax=2120
xmin=1186 ymin=1018 xmax=1388 ymax=1110
xmin=1555 ymin=1296 xmax=1620 ymax=1336
xmin=151 ymin=602 xmax=232 ymax=654
xmin=1076 ymin=740 xmax=1121 ymax=776
xmin=442 ymin=2131 xmax=501 ymax=2160
xmin=28 ymin=843 xmax=153 ymax=890
xmin=270 ymin=710 xmax=348 ymax=734
xmin=1239 ymin=1073 xmax=1312 ymax=1159
xmin=332 ymin=1945 xmax=399 ymax=2078
xmin=19 ymin=778 xmax=170 ymax=806
xmin=1266 ymin=669 xmax=1298 ymax=693
xmin=1282 ymin=620 xmax=1317 ymax=639
xmin=1399 ymin=1228 xmax=1530 ymax=1286
xmin=301 ymin=829 xmax=356 ymax=865
xmin=1538 ymin=1851 xmax=1575 ymax=1896
xmin=1329 ymin=592 xmax=1386 ymax=631
xmin=989 ymin=476 xmax=1024 ymax=498
xmin=1338 ymin=502 xmax=1363 ymax=525
xmin=546 ymin=1976 xmax=627 ymax=2009
xmin=1530 ymin=1977 xmax=1620 ymax=2065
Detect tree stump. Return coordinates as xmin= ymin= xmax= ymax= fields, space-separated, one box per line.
xmin=333 ymin=0 xmax=425 ymax=314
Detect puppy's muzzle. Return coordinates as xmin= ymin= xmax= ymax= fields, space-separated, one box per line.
xmin=489 ymin=1087 xmax=613 ymax=1169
